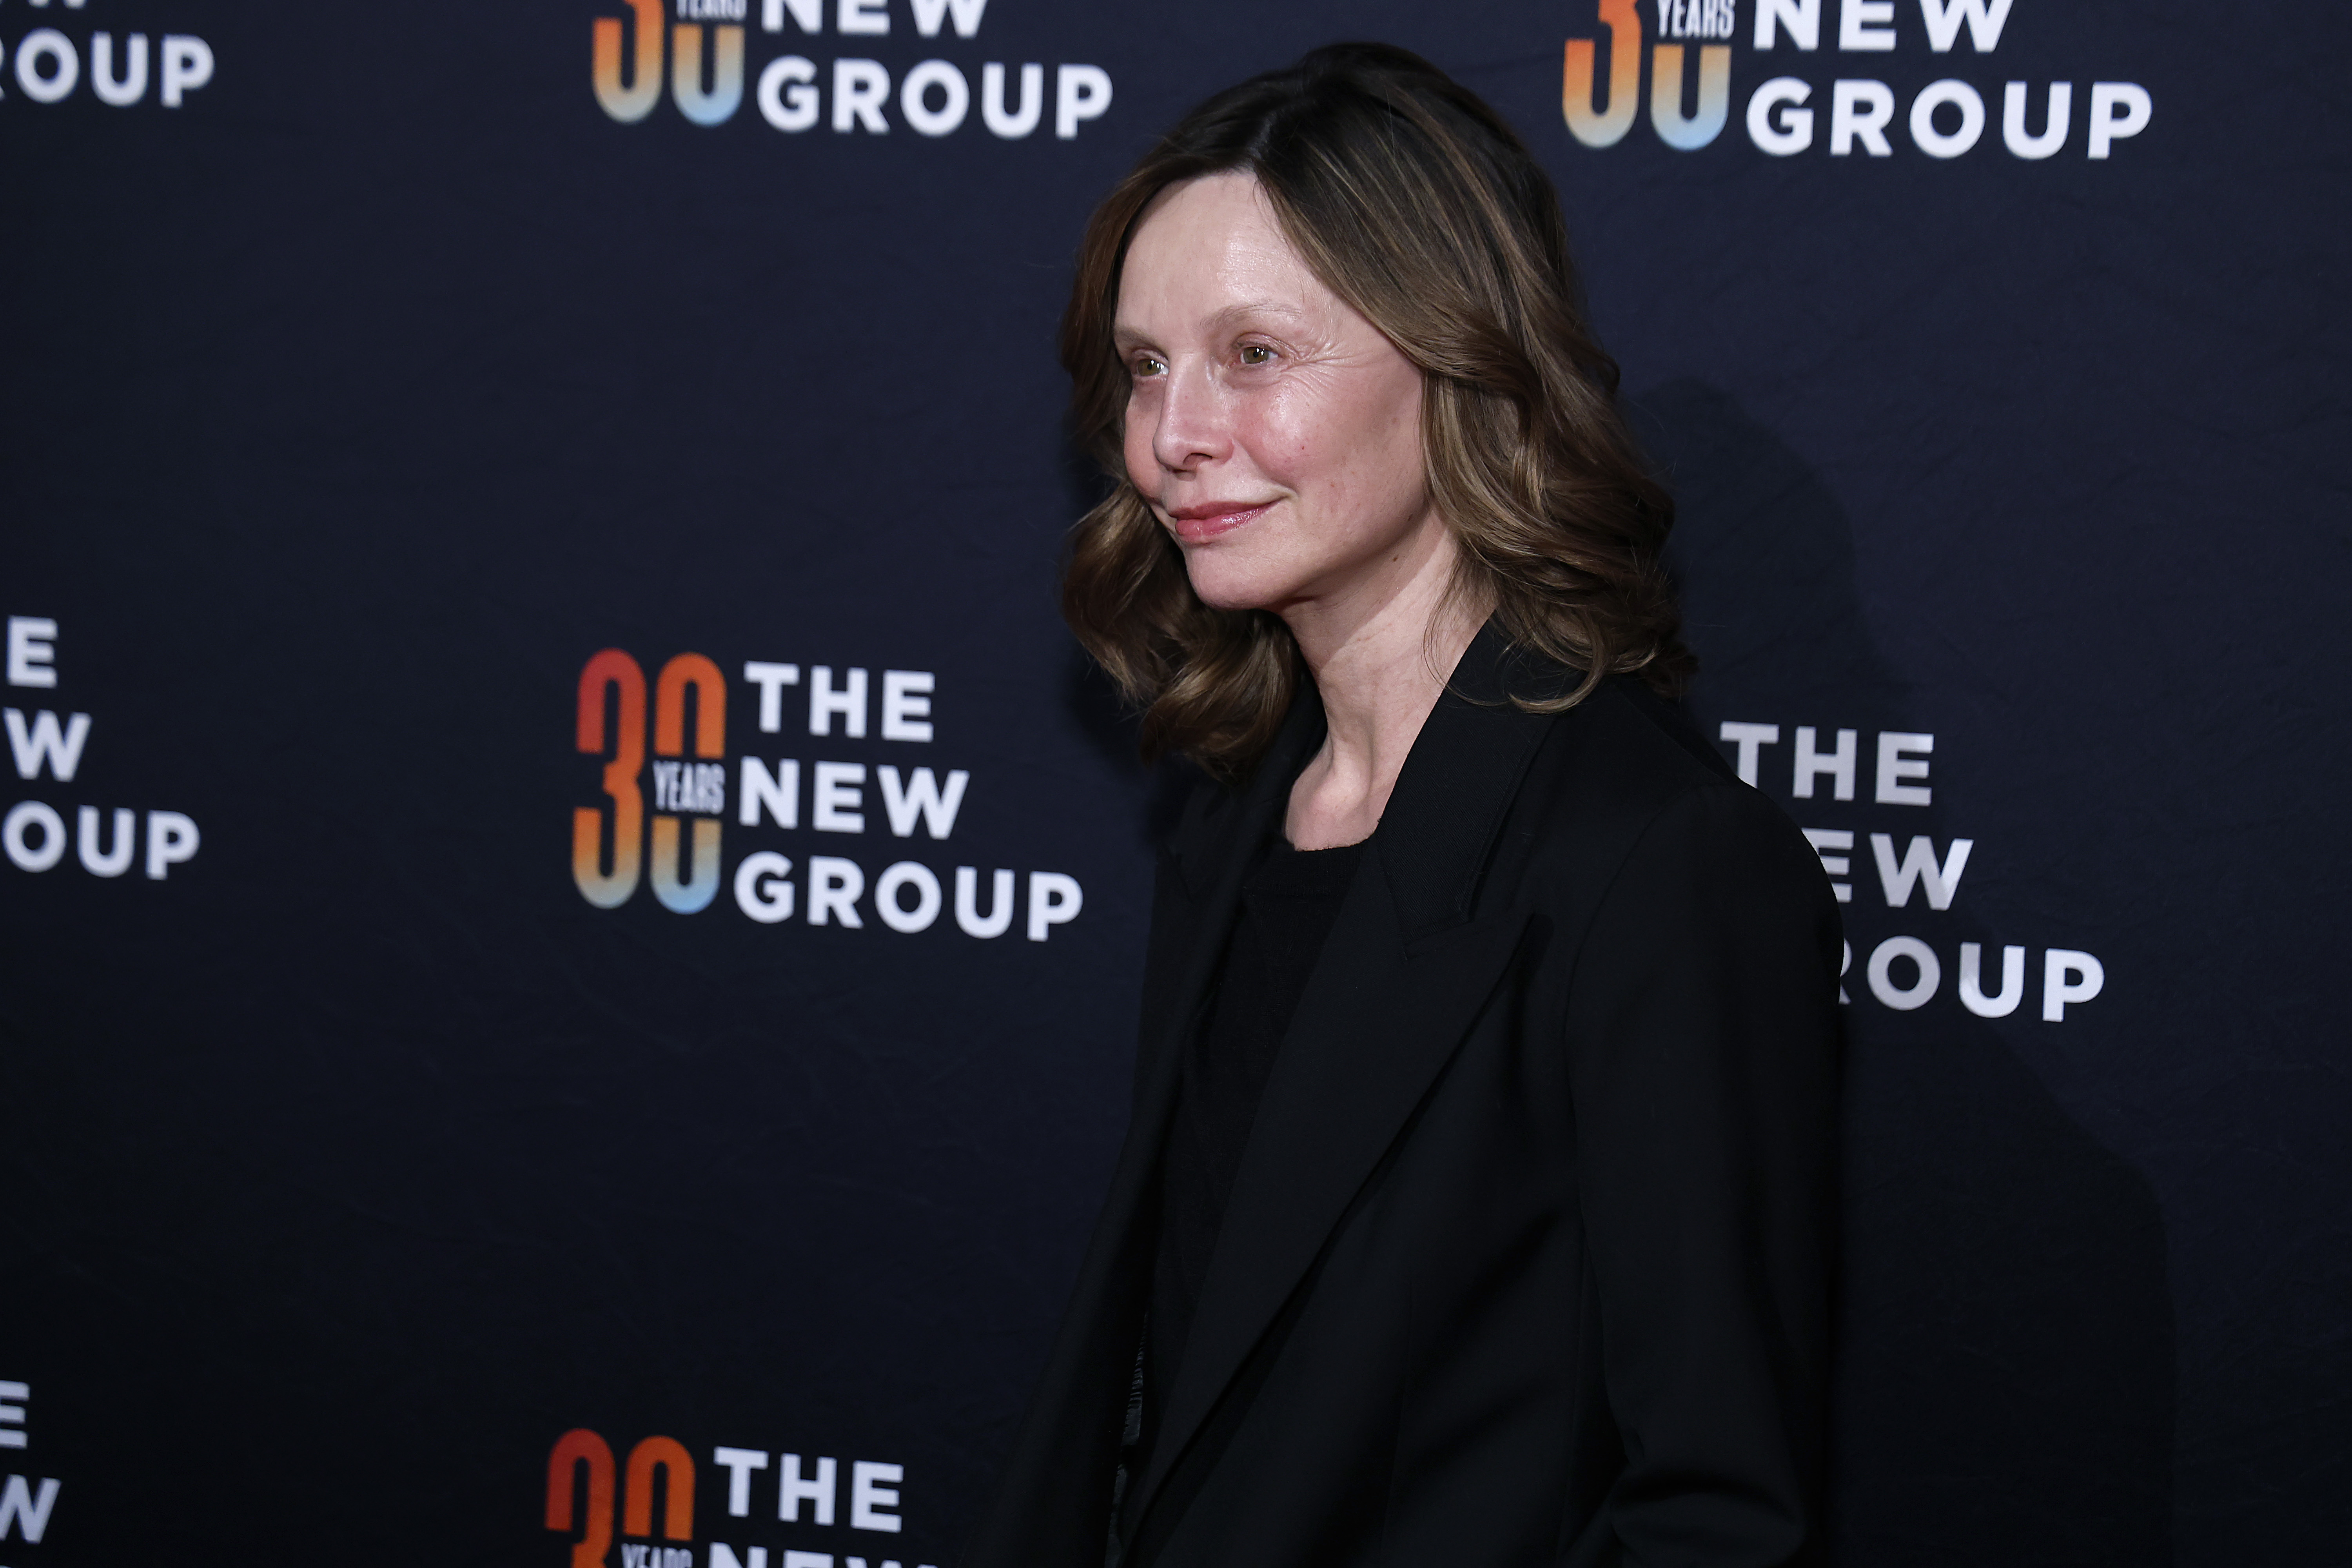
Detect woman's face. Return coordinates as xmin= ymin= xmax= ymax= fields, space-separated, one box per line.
xmin=1115 ymin=172 xmax=1443 ymax=619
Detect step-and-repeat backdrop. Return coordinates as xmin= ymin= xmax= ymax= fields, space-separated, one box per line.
xmin=3 ymin=1 xmax=2343 ymax=1563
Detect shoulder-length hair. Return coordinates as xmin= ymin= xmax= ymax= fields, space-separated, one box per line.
xmin=1059 ymin=42 xmax=1693 ymax=779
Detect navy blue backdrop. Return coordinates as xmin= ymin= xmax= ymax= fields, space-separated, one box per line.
xmin=2 ymin=1 xmax=2345 ymax=1563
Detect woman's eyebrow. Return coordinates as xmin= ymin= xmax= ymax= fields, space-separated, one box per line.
xmin=1203 ymin=300 xmax=1309 ymax=333
xmin=1113 ymin=300 xmax=1308 ymax=350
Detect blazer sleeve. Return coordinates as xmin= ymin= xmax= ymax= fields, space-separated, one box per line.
xmin=1563 ymin=779 xmax=1843 ymax=1568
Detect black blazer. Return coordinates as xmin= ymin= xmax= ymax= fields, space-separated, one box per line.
xmin=970 ymin=630 xmax=1843 ymax=1568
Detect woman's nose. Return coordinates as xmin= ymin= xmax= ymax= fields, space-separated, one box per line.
xmin=1153 ymin=359 xmax=1230 ymax=472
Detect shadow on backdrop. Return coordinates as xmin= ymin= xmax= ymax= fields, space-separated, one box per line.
xmin=1637 ymin=378 xmax=2176 ymax=1567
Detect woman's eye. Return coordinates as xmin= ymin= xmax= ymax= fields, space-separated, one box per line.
xmin=1132 ymin=355 xmax=1166 ymax=378
xmin=1238 ymin=345 xmax=1275 ymax=366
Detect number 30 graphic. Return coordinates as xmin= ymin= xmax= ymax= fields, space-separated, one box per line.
xmin=573 ymin=649 xmax=726 ymax=912
xmin=546 ymin=1428 xmax=695 ymax=1566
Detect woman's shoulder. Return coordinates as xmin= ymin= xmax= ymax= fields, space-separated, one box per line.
xmin=1513 ymin=677 xmax=1824 ymax=886
xmin=1588 ymin=677 xmax=1741 ymax=789
xmin=1519 ymin=676 xmax=1737 ymax=810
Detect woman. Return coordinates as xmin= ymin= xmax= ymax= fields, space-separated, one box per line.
xmin=971 ymin=43 xmax=1842 ymax=1568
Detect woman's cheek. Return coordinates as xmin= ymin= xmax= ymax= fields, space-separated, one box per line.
xmin=1232 ymin=393 xmax=1304 ymax=491
xmin=1264 ymin=374 xmax=1349 ymax=486
xmin=1122 ymin=402 xmax=1158 ymax=493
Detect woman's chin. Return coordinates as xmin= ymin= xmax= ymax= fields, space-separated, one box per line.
xmin=1183 ymin=558 xmax=1292 ymax=615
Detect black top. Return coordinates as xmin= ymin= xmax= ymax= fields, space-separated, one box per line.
xmin=1132 ymin=830 xmax=1368 ymax=1491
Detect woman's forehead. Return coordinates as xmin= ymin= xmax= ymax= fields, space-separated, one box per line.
xmin=1119 ymin=175 xmax=1324 ymax=330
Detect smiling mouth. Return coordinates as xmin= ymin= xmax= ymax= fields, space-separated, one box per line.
xmin=1165 ymin=502 xmax=1272 ymax=543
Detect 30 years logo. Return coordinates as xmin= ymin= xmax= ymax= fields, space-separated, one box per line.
xmin=0 ymin=1379 xmax=60 ymax=1552
xmin=1564 ymin=0 xmax=2152 ymax=161
xmin=0 ymin=1 xmax=214 ymax=113
xmin=548 ymin=1431 xmax=697 ymax=1568
xmin=588 ymin=0 xmax=1112 ymax=141
xmin=1715 ymin=719 xmax=2107 ymax=1022
xmin=546 ymin=1429 xmax=938 ymax=1568
xmin=572 ymin=647 xmax=1084 ymax=940
xmin=3 ymin=615 xmax=201 ymax=887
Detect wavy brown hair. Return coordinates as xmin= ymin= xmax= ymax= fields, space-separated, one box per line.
xmin=1060 ymin=42 xmax=1692 ymax=779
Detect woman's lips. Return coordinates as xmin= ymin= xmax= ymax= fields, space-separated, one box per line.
xmin=1166 ymin=503 xmax=1272 ymax=543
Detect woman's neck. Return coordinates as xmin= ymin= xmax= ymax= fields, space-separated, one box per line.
xmin=1280 ymin=524 xmax=1487 ymax=850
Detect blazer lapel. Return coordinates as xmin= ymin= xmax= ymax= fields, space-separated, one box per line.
xmin=1129 ymin=628 xmax=1559 ymax=1529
